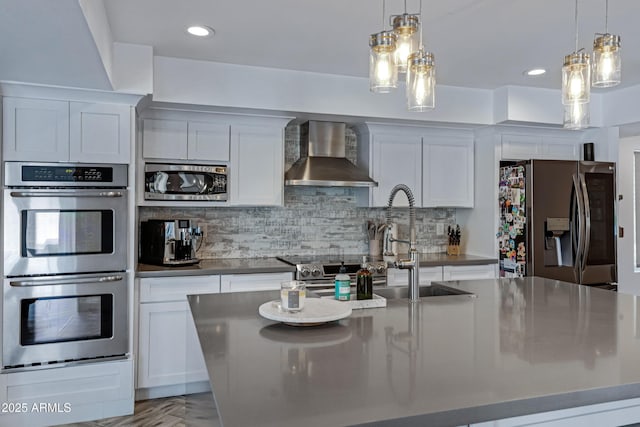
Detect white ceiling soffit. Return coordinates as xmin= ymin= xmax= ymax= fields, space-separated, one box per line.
xmin=0 ymin=0 xmax=112 ymax=90
xmin=103 ymin=0 xmax=640 ymax=91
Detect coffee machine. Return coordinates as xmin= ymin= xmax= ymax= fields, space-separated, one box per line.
xmin=140 ymin=219 xmax=202 ymax=266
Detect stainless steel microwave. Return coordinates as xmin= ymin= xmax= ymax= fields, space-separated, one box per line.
xmin=144 ymin=163 xmax=228 ymax=201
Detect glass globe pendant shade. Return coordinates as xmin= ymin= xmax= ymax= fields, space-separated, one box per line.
xmin=369 ymin=31 xmax=398 ymax=93
xmin=406 ymin=50 xmax=435 ymax=111
xmin=391 ymin=14 xmax=419 ymax=73
xmin=562 ymin=52 xmax=591 ymax=105
xmin=563 ymin=101 xmax=590 ymax=130
xmin=592 ymin=34 xmax=621 ymax=87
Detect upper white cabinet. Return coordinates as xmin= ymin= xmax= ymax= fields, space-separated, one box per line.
xmin=501 ymin=133 xmax=580 ymax=161
xmin=142 ymin=119 xmax=230 ymax=162
xmin=423 ymin=134 xmax=474 ymax=208
xmin=3 ymin=97 xmax=131 ymax=163
xmin=370 ymin=130 xmax=423 ymax=207
xmin=69 ymin=102 xmax=131 ymax=163
xmin=358 ymin=124 xmax=474 ymax=208
xmin=229 ymin=124 xmax=284 ymax=206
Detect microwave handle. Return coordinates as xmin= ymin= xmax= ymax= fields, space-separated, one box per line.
xmin=10 ymin=191 xmax=125 ymax=198
xmin=9 ymin=275 xmax=124 ymax=287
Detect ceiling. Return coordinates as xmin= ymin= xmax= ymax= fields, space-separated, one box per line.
xmin=1 ymin=0 xmax=639 ymax=93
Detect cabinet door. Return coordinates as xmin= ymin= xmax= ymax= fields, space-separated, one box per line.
xmin=220 ymin=272 xmax=293 ymax=293
xmin=371 ymin=133 xmax=422 ymax=207
xmin=423 ymin=135 xmax=474 ymax=207
xmin=3 ymin=97 xmax=69 ymax=161
xmin=142 ymin=119 xmax=188 ymax=160
xmin=138 ymin=301 xmax=208 ymax=388
xmin=69 ymin=102 xmax=131 ymax=163
xmin=230 ymin=124 xmax=284 ymax=205
xmin=139 ymin=276 xmax=220 ymax=303
xmin=542 ymin=136 xmax=579 ymax=160
xmin=442 ymin=264 xmax=497 ymax=281
xmin=187 ymin=121 xmax=230 ymax=161
xmin=501 ymin=134 xmax=543 ymax=160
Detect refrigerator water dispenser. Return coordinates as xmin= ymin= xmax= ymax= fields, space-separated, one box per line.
xmin=544 ymin=217 xmax=572 ymax=267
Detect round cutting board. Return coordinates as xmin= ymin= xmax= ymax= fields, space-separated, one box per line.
xmin=258 ymin=298 xmax=352 ymax=326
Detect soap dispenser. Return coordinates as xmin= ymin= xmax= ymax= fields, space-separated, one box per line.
xmin=334 ymin=262 xmax=351 ymax=301
xmin=356 ymin=256 xmax=373 ymax=300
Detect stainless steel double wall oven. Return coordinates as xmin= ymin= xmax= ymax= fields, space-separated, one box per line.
xmin=2 ymin=162 xmax=129 ymax=370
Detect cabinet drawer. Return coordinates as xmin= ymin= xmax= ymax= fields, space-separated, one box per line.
xmin=442 ymin=264 xmax=497 ymax=281
xmin=139 ymin=276 xmax=220 ymax=303
xmin=220 ymin=272 xmax=293 ymax=293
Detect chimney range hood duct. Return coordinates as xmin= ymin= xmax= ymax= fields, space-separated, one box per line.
xmin=285 ymin=121 xmax=378 ymax=187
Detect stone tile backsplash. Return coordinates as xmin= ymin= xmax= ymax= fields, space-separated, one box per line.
xmin=139 ymin=124 xmax=455 ymax=259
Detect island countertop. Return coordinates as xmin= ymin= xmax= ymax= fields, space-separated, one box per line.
xmin=188 ymin=278 xmax=640 ymax=427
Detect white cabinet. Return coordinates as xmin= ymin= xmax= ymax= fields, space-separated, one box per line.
xmin=423 ymin=134 xmax=474 ymax=207
xmin=220 ymin=272 xmax=293 ymax=293
xmin=230 ymin=124 xmax=284 ymax=206
xmin=419 ymin=266 xmax=445 ymax=285
xmin=370 ymin=131 xmax=423 ymax=207
xmin=387 ymin=266 xmax=444 ymax=287
xmin=359 ymin=124 xmax=474 ymax=208
xmin=142 ymin=119 xmax=188 ymax=160
xmin=442 ymin=264 xmax=497 ymax=281
xmin=188 ymin=121 xmax=230 ymax=161
xmin=3 ymin=97 xmax=131 ymax=163
xmin=501 ymin=133 xmax=580 ymax=161
xmin=142 ymin=119 xmax=230 ymax=162
xmin=137 ymin=275 xmax=220 ymax=390
xmin=69 ymin=102 xmax=131 ymax=163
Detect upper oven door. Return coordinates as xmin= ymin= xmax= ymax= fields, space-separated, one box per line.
xmin=3 ymin=188 xmax=128 ymax=276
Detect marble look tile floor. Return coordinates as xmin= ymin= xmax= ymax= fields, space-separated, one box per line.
xmin=58 ymin=393 xmax=220 ymax=427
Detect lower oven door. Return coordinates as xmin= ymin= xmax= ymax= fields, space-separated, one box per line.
xmin=2 ymin=273 xmax=128 ymax=369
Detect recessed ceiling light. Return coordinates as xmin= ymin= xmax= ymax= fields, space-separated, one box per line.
xmin=524 ymin=68 xmax=546 ymax=76
xmin=187 ymin=25 xmax=215 ymax=37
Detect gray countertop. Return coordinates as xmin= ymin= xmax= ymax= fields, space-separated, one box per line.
xmin=137 ymin=254 xmax=497 ymax=278
xmin=136 ymin=257 xmax=295 ymax=278
xmin=188 ymin=277 xmax=640 ymax=427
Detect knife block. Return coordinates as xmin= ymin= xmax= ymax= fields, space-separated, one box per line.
xmin=447 ymin=244 xmax=461 ymax=256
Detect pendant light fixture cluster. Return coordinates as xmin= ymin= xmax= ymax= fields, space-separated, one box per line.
xmin=369 ymin=0 xmax=435 ymax=111
xmin=562 ymin=0 xmax=622 ymax=130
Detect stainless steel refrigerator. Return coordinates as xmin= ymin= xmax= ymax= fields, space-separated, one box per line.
xmin=498 ymin=160 xmax=617 ymax=285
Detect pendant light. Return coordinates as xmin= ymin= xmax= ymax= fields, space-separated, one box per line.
xmin=592 ymin=0 xmax=621 ymax=87
xmin=391 ymin=0 xmax=420 ymax=73
xmin=562 ymin=0 xmax=589 ymax=129
xmin=369 ymin=0 xmax=398 ymax=93
xmin=406 ymin=0 xmax=435 ymax=111
xmin=563 ymin=101 xmax=590 ymax=130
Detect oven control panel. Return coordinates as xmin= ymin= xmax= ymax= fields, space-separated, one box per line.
xmin=22 ymin=165 xmax=114 ymax=182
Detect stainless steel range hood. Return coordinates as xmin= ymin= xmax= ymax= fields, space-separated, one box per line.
xmin=284 ymin=121 xmax=377 ymax=187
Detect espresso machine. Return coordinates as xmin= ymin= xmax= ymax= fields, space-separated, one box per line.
xmin=140 ymin=219 xmax=203 ymax=266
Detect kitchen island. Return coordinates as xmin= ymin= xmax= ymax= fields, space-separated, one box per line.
xmin=188 ymin=278 xmax=640 ymax=426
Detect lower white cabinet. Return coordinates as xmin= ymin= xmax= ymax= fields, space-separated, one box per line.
xmin=387 ymin=264 xmax=497 ymax=287
xmin=220 ymin=272 xmax=294 ymax=293
xmin=442 ymin=264 xmax=497 ymax=281
xmin=137 ymin=276 xmax=220 ymax=392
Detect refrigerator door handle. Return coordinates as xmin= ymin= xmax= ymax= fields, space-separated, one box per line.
xmin=572 ymin=174 xmax=586 ymax=273
xmin=579 ymin=173 xmax=592 ymax=272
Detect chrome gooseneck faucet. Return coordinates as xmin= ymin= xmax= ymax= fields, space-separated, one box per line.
xmin=384 ymin=184 xmax=420 ymax=302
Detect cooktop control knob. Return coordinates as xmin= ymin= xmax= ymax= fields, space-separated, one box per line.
xmin=367 ymin=264 xmax=376 ymax=274
xmin=376 ymin=264 xmax=386 ymax=274
xmin=311 ymin=266 xmax=322 ymax=277
xmin=299 ymin=267 xmax=310 ymax=278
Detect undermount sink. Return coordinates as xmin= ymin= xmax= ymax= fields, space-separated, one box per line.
xmin=374 ymin=284 xmax=475 ymax=300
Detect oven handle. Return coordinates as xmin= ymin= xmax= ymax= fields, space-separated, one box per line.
xmin=10 ymin=191 xmax=125 ymax=198
xmin=9 ymin=275 xmax=124 ymax=287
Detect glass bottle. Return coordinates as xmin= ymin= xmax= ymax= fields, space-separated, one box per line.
xmin=335 ymin=262 xmax=351 ymax=301
xmin=356 ymin=256 xmax=373 ymax=300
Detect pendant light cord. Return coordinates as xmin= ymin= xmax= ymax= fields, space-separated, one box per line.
xmin=419 ymin=0 xmax=424 ymax=50
xmin=574 ymin=0 xmax=579 ymax=53
xmin=605 ymin=0 xmax=609 ymax=33
xmin=382 ymin=0 xmax=386 ymax=29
